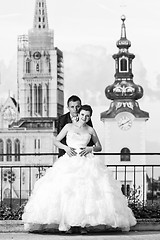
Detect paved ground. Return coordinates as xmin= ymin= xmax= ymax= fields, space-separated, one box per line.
xmin=1 ymin=231 xmax=160 ymax=240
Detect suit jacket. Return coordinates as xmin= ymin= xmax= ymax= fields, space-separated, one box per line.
xmin=57 ymin=112 xmax=93 ymax=157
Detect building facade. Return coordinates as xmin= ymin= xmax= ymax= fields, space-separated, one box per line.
xmin=0 ymin=0 xmax=64 ymax=200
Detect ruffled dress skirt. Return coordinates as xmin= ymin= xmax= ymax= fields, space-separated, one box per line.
xmin=22 ymin=153 xmax=137 ymax=232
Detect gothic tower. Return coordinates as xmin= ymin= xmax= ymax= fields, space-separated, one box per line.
xmin=101 ymin=16 xmax=149 ymax=196
xmin=0 ymin=0 xmax=63 ymax=200
xmin=17 ymin=0 xmax=64 ymax=119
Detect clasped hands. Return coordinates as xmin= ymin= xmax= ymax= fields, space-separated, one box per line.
xmin=65 ymin=146 xmax=93 ymax=157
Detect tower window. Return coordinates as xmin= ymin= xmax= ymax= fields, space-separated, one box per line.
xmin=34 ymin=84 xmax=38 ymax=114
xmin=46 ymin=84 xmax=49 ymax=116
xmin=120 ymin=147 xmax=130 ymax=161
xmin=6 ymin=139 xmax=12 ymax=162
xmin=36 ymin=63 xmax=40 ymax=72
xmin=39 ymin=2 xmax=41 ymax=7
xmin=29 ymin=84 xmax=32 ymax=116
xmin=119 ymin=57 xmax=128 ymax=72
xmin=14 ymin=139 xmax=20 ymax=162
xmin=49 ymin=61 xmax=51 ymax=73
xmin=26 ymin=58 xmax=30 ymax=73
xmin=39 ymin=17 xmax=41 ymax=22
xmin=38 ymin=139 xmax=40 ymax=149
xmin=34 ymin=139 xmax=40 ymax=150
xmin=38 ymin=84 xmax=42 ymax=116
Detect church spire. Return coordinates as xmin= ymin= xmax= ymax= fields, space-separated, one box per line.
xmin=106 ymin=15 xmax=143 ymax=101
xmin=33 ymin=0 xmax=49 ymax=30
xmin=101 ymin=16 xmax=149 ymax=119
xmin=121 ymin=15 xmax=126 ymax=38
xmin=116 ymin=15 xmax=131 ymax=49
xmin=28 ymin=0 xmax=54 ymax=49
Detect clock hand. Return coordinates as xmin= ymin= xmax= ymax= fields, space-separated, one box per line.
xmin=119 ymin=120 xmax=131 ymax=127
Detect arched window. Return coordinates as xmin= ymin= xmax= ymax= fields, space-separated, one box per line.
xmin=6 ymin=139 xmax=12 ymax=162
xmin=120 ymin=58 xmax=127 ymax=72
xmin=29 ymin=84 xmax=32 ymax=116
xmin=14 ymin=139 xmax=20 ymax=162
xmin=46 ymin=84 xmax=49 ymax=116
xmin=26 ymin=58 xmax=30 ymax=73
xmin=120 ymin=147 xmax=130 ymax=161
xmin=48 ymin=60 xmax=51 ymax=73
xmin=121 ymin=183 xmax=130 ymax=196
xmin=38 ymin=84 xmax=42 ymax=116
xmin=36 ymin=63 xmax=39 ymax=72
xmin=34 ymin=84 xmax=38 ymax=114
xmin=0 ymin=139 xmax=4 ymax=161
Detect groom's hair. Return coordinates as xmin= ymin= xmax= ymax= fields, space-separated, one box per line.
xmin=67 ymin=95 xmax=81 ymax=106
xmin=78 ymin=105 xmax=93 ymax=116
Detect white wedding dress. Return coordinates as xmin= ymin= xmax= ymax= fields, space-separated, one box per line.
xmin=22 ymin=131 xmax=136 ymax=232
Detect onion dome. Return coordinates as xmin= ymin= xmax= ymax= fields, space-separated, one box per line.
xmin=105 ymin=16 xmax=143 ymax=101
xmin=101 ymin=16 xmax=149 ymax=119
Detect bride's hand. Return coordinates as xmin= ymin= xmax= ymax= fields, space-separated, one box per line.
xmin=65 ymin=147 xmax=77 ymax=157
xmin=79 ymin=147 xmax=92 ymax=156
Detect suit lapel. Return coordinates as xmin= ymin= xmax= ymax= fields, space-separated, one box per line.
xmin=66 ymin=112 xmax=72 ymax=123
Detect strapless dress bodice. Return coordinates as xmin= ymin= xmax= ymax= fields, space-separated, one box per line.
xmin=66 ymin=131 xmax=91 ymax=150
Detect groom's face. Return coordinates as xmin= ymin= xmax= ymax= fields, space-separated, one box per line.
xmin=68 ymin=100 xmax=81 ymax=117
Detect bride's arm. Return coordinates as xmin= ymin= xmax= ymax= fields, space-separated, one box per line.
xmin=91 ymin=128 xmax=102 ymax=152
xmin=53 ymin=124 xmax=77 ymax=156
xmin=53 ymin=124 xmax=69 ymax=151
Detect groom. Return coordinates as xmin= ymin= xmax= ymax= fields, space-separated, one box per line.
xmin=57 ymin=95 xmax=93 ymax=158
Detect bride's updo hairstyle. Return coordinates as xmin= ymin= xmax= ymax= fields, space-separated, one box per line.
xmin=78 ymin=105 xmax=93 ymax=116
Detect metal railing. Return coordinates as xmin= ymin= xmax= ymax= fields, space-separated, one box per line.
xmin=0 ymin=152 xmax=160 ymax=219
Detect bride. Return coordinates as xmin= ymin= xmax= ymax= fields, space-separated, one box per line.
xmin=22 ymin=104 xmax=137 ymax=233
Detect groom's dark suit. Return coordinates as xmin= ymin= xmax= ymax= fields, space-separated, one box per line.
xmin=57 ymin=112 xmax=93 ymax=157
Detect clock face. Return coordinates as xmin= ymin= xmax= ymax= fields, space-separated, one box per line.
xmin=117 ymin=115 xmax=132 ymax=130
xmin=33 ymin=51 xmax=41 ymax=60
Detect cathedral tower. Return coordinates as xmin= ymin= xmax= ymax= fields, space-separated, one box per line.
xmin=17 ymin=0 xmax=64 ymax=119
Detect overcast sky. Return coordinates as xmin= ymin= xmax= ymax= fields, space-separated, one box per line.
xmin=0 ymin=0 xmax=160 ymax=154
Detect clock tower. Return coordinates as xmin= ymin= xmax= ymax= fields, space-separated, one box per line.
xmin=101 ymin=16 xmax=149 ymax=196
